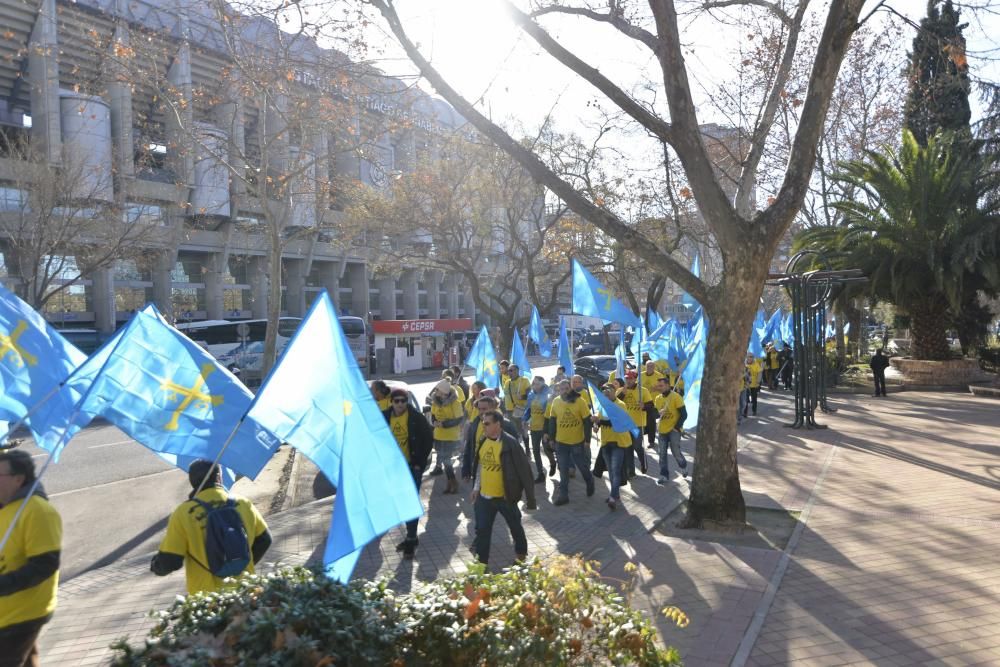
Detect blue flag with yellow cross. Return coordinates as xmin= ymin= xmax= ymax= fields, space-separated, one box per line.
xmin=466 ymin=325 xmax=500 ymax=387
xmin=571 ymin=259 xmax=640 ymax=328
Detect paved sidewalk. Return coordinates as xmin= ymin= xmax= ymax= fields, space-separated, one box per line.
xmin=38 ymin=390 xmax=1000 ymax=666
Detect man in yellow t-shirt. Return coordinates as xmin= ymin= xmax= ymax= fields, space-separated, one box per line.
xmin=498 ymin=359 xmax=511 ymax=395
xmin=152 ymin=461 xmax=271 ymax=595
xmin=545 ymin=379 xmax=595 ymax=505
xmin=504 ymin=364 xmax=531 ymax=447
xmin=620 ymin=371 xmax=652 ymax=476
xmin=384 ymin=387 xmax=434 ymax=558
xmin=744 ymin=354 xmax=764 ymax=417
xmin=765 ymin=344 xmax=781 ymax=390
xmin=654 ymin=377 xmax=689 ymax=484
xmin=640 ymin=361 xmax=663 ymax=448
xmin=594 ymin=383 xmax=632 ymax=510
xmin=0 ymin=450 xmax=62 ymax=666
xmin=430 ymin=380 xmax=466 ymax=495
xmin=570 ymin=375 xmax=593 ymax=410
xmin=470 ymin=410 xmax=536 ymax=566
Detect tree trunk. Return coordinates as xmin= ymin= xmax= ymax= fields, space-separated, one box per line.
xmin=262 ymin=223 xmax=283 ymax=379
xmin=909 ymin=299 xmax=951 ymax=360
xmin=683 ymin=254 xmax=767 ymax=529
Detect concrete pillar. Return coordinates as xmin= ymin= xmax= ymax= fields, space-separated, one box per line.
xmin=151 ymin=250 xmax=178 ymax=321
xmin=401 ymin=269 xmax=419 ymax=320
xmin=463 ymin=288 xmax=476 ymax=325
xmin=284 ymin=258 xmax=307 ymax=317
xmin=426 ymin=270 xmax=441 ymax=319
xmin=318 ymin=260 xmax=340 ymax=311
xmin=445 ymin=273 xmax=460 ymax=319
xmin=248 ymin=256 xmax=269 ymax=319
xmin=90 ymin=267 xmax=115 ymax=333
xmin=346 ymin=262 xmax=369 ymax=317
xmin=203 ymin=254 xmax=226 ymax=320
xmin=28 ymin=0 xmax=61 ymax=164
xmin=214 ymin=79 xmax=244 ymax=205
xmin=377 ymin=276 xmax=396 ymax=320
xmin=107 ymin=22 xmax=134 ymax=186
xmin=166 ymin=42 xmax=194 ymax=187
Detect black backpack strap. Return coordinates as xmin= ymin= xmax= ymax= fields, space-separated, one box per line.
xmin=186 ymin=497 xmax=225 ymax=575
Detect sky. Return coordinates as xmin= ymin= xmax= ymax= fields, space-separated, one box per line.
xmin=362 ymin=0 xmax=1000 ymax=132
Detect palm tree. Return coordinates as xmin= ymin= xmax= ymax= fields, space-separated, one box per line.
xmin=796 ymin=130 xmax=999 ymax=360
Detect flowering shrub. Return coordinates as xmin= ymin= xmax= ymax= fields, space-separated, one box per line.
xmin=111 ymin=556 xmax=683 ymax=666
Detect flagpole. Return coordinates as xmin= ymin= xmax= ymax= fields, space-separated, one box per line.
xmin=0 ymin=383 xmax=63 ymax=444
xmin=192 ymin=416 xmax=247 ymax=498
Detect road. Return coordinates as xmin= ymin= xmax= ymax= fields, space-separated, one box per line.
xmin=9 ymin=359 xmax=559 ymax=581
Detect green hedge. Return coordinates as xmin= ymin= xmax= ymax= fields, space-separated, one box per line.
xmin=111 ymin=556 xmax=683 ymax=666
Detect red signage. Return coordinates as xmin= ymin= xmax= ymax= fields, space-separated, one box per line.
xmin=372 ymin=318 xmax=473 ymax=335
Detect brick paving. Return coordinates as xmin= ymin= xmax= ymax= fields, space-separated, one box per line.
xmin=37 ymin=389 xmax=1000 ymax=666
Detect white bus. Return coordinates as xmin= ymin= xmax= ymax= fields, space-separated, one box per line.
xmin=178 ymin=315 xmax=369 ymax=381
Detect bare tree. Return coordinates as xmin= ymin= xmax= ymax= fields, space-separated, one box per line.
xmin=365 ymin=0 xmax=870 ymax=527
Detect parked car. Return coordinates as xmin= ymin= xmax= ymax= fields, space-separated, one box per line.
xmin=574 ymin=355 xmax=635 ymax=387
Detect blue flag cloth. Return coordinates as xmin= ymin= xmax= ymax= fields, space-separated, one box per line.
xmin=571 ymin=259 xmax=640 ymax=327
xmin=60 ymin=306 xmax=279 ymax=479
xmin=748 ymin=324 xmax=764 ymax=358
xmin=510 ymin=330 xmax=532 ymax=379
xmin=466 ymin=325 xmax=500 ymax=387
xmin=754 ymin=309 xmax=766 ymax=338
xmin=557 ymin=317 xmax=575 ymax=377
xmin=0 ymin=284 xmax=88 ymax=452
xmin=588 ymin=381 xmax=640 ymax=438
xmin=244 ymin=291 xmax=422 ymax=582
xmin=781 ymin=312 xmax=794 ymax=348
xmin=680 ymin=337 xmax=705 ymax=431
xmin=647 ymin=309 xmax=662 ymax=334
xmin=681 ymin=254 xmax=700 ymax=309
xmin=614 ymin=336 xmax=627 ymax=379
xmin=528 ymin=306 xmax=552 ymax=358
xmin=762 ymin=309 xmax=782 ymax=345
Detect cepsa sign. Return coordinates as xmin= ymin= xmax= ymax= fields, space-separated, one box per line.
xmin=372 ymin=318 xmax=473 ymax=335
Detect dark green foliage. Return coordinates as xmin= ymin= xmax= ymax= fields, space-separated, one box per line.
xmin=903 ymin=0 xmax=972 ymax=146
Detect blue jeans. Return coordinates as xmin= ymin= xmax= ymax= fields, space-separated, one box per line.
xmin=601 ymin=445 xmax=625 ymax=500
xmin=405 ymin=467 xmax=422 ymax=539
xmin=473 ymin=496 xmax=527 ymax=564
xmin=657 ymin=432 xmax=685 ymax=478
xmin=556 ymin=443 xmax=594 ymax=498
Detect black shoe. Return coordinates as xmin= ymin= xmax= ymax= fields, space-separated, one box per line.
xmin=396 ymin=537 xmax=418 ymax=553
xmin=402 ymin=541 xmax=416 ymax=559
xmin=593 ymin=470 xmax=604 ymax=479
xmin=548 ymin=462 xmax=557 ymax=478
xmin=534 ymin=472 xmax=545 ymax=484
xmin=586 ymin=480 xmax=595 ymax=497
xmin=430 ymin=466 xmax=444 ymax=476
xmin=553 ymin=496 xmax=569 ymax=506
xmin=640 ymin=462 xmax=647 ymax=475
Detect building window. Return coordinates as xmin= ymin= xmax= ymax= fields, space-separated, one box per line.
xmin=0 ymin=186 xmax=27 ymax=212
xmin=125 ymin=203 xmax=164 ymax=226
xmin=222 ymin=288 xmax=245 ymax=313
xmin=115 ymin=286 xmax=152 ymax=314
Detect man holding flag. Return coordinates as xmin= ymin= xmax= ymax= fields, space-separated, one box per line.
xmin=593 ymin=383 xmax=633 ymax=510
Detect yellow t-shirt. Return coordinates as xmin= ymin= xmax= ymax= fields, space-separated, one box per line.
xmin=465 ymin=396 xmax=478 ymax=421
xmin=548 ymin=396 xmax=591 ymax=445
xmin=431 ymin=398 xmax=464 ymax=441
xmin=654 ymin=391 xmax=686 ymax=433
xmin=0 ymin=495 xmax=61 ymax=628
xmin=158 ymin=487 xmax=268 ymax=595
xmin=377 ymin=396 xmax=391 ymax=412
xmin=766 ymin=349 xmax=780 ymax=370
xmin=477 ymin=438 xmax=505 ymax=498
xmin=667 ymin=371 xmax=685 ymax=392
xmin=640 ymin=371 xmax=663 ymax=393
xmin=452 ymin=384 xmax=467 ymax=405
xmin=576 ymin=388 xmax=593 ymax=410
xmin=747 ymin=360 xmax=763 ymax=388
xmin=620 ymin=385 xmax=651 ymax=428
xmin=654 ymin=359 xmax=670 ymax=375
xmin=504 ymin=376 xmax=531 ymax=412
xmin=500 ymin=372 xmax=510 ymax=393
xmin=599 ymin=398 xmax=633 ymax=448
xmin=389 ymin=411 xmax=410 ymax=462
xmin=527 ymin=394 xmax=547 ymax=431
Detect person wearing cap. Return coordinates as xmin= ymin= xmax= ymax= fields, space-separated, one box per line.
xmin=0 ymin=449 xmax=62 ymax=666
xmin=382 ymin=387 xmax=434 ymax=558
xmin=151 ymin=460 xmax=271 ymax=595
xmin=469 ymin=409 xmax=537 ymax=566
xmin=654 ymin=377 xmax=688 ymax=485
xmin=621 ymin=370 xmax=652 ymax=476
xmin=503 ymin=364 xmax=531 ymax=447
xmin=522 ymin=376 xmax=555 ymax=482
xmin=594 ymin=384 xmax=632 ymax=510
xmin=545 ymin=379 xmax=595 ymax=505
xmin=430 ymin=379 xmax=465 ymax=494
xmin=462 ymin=390 xmax=519 ymax=480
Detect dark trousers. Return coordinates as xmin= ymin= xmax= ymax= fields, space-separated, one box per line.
xmin=556 ymin=443 xmax=594 ymax=498
xmin=873 ymin=370 xmax=886 ymax=396
xmin=404 ymin=467 xmax=422 ymax=540
xmin=631 ymin=432 xmax=647 ymax=472
xmin=0 ymin=619 xmax=44 ymax=667
xmin=644 ymin=408 xmax=657 ymax=445
xmin=473 ymin=496 xmax=527 ymax=564
xmin=744 ymin=387 xmax=759 ymax=415
xmin=601 ymin=445 xmax=626 ymax=500
xmin=530 ymin=429 xmax=553 ymax=475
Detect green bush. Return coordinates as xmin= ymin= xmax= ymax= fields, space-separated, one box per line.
xmin=110 ymin=556 xmax=682 ymax=666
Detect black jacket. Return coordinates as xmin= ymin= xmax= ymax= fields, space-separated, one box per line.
xmin=472 ymin=431 xmax=537 ymax=509
xmin=462 ymin=415 xmax=518 ymax=478
xmin=869 ymin=354 xmax=889 ymax=373
xmin=382 ymin=405 xmax=434 ymax=471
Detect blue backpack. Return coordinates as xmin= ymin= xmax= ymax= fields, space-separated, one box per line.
xmin=193 ymin=498 xmax=251 ymax=578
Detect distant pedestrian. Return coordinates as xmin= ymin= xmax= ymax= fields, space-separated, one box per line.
xmin=151 ymin=460 xmax=271 ymax=595
xmin=552 ymin=365 xmax=568 ymax=387
xmin=503 ymin=364 xmax=531 ymax=448
xmin=470 ymin=409 xmax=537 ymax=566
xmin=383 ymin=387 xmax=433 ymax=558
xmin=0 ymin=449 xmax=62 ymax=667
xmin=870 ymin=349 xmax=889 ymax=397
xmin=765 ymin=344 xmax=781 ymax=389
xmin=743 ymin=354 xmax=763 ymax=417
xmin=523 ymin=376 xmax=555 ymax=482
xmin=430 ymin=380 xmax=465 ymax=495
xmin=449 ymin=365 xmax=470 ymax=400
xmin=779 ymin=345 xmax=793 ymax=390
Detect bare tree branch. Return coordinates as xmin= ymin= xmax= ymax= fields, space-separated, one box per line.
xmin=530 ymin=4 xmax=660 ymax=51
